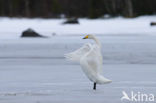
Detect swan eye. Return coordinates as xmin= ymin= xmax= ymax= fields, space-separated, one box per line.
xmin=83 ymin=35 xmax=89 ymax=39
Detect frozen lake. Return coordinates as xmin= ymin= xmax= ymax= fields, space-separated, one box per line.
xmin=0 ymin=36 xmax=156 ymax=103
xmin=1 ymin=64 xmax=156 ymax=103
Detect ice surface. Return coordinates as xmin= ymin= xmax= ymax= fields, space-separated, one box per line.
xmin=1 ymin=36 xmax=156 ymax=64
xmin=0 ymin=36 xmax=156 ymax=103
xmin=0 ymin=64 xmax=156 ymax=103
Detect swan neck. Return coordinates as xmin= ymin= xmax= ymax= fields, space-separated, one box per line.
xmin=92 ymin=36 xmax=101 ymax=47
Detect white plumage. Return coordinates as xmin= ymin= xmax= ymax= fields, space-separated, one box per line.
xmin=65 ymin=35 xmax=112 ymax=90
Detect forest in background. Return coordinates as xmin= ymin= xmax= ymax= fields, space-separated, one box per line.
xmin=0 ymin=0 xmax=156 ymax=18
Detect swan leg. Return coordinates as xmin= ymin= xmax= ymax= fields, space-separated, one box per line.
xmin=93 ymin=82 xmax=96 ymax=90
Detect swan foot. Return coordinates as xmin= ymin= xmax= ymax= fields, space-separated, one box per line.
xmin=93 ymin=82 xmax=96 ymax=90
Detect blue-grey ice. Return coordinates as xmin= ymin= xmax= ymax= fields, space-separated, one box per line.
xmin=0 ymin=35 xmax=156 ymax=103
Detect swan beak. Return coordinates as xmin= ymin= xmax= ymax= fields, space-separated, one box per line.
xmin=83 ymin=35 xmax=88 ymax=39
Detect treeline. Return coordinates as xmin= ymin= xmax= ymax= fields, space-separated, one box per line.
xmin=0 ymin=0 xmax=156 ymax=18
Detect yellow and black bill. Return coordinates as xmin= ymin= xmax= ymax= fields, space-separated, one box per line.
xmin=83 ymin=35 xmax=88 ymax=39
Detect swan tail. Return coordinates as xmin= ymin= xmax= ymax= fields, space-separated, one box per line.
xmin=96 ymin=75 xmax=112 ymax=84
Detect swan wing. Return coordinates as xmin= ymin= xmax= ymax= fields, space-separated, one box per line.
xmin=83 ymin=45 xmax=102 ymax=74
xmin=65 ymin=43 xmax=92 ymax=62
xmin=86 ymin=45 xmax=103 ymax=73
xmin=94 ymin=45 xmax=103 ymax=73
xmin=80 ymin=45 xmax=111 ymax=84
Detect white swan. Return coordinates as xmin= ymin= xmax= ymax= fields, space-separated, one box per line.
xmin=65 ymin=35 xmax=112 ymax=90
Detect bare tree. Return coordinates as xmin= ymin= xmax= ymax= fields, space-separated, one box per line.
xmin=24 ymin=0 xmax=30 ymax=17
xmin=126 ymin=0 xmax=133 ymax=17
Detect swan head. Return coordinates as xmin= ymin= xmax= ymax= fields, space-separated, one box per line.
xmin=83 ymin=34 xmax=101 ymax=47
xmin=83 ymin=34 xmax=94 ymax=39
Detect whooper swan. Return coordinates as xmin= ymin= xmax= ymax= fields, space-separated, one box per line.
xmin=65 ymin=35 xmax=112 ymax=90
